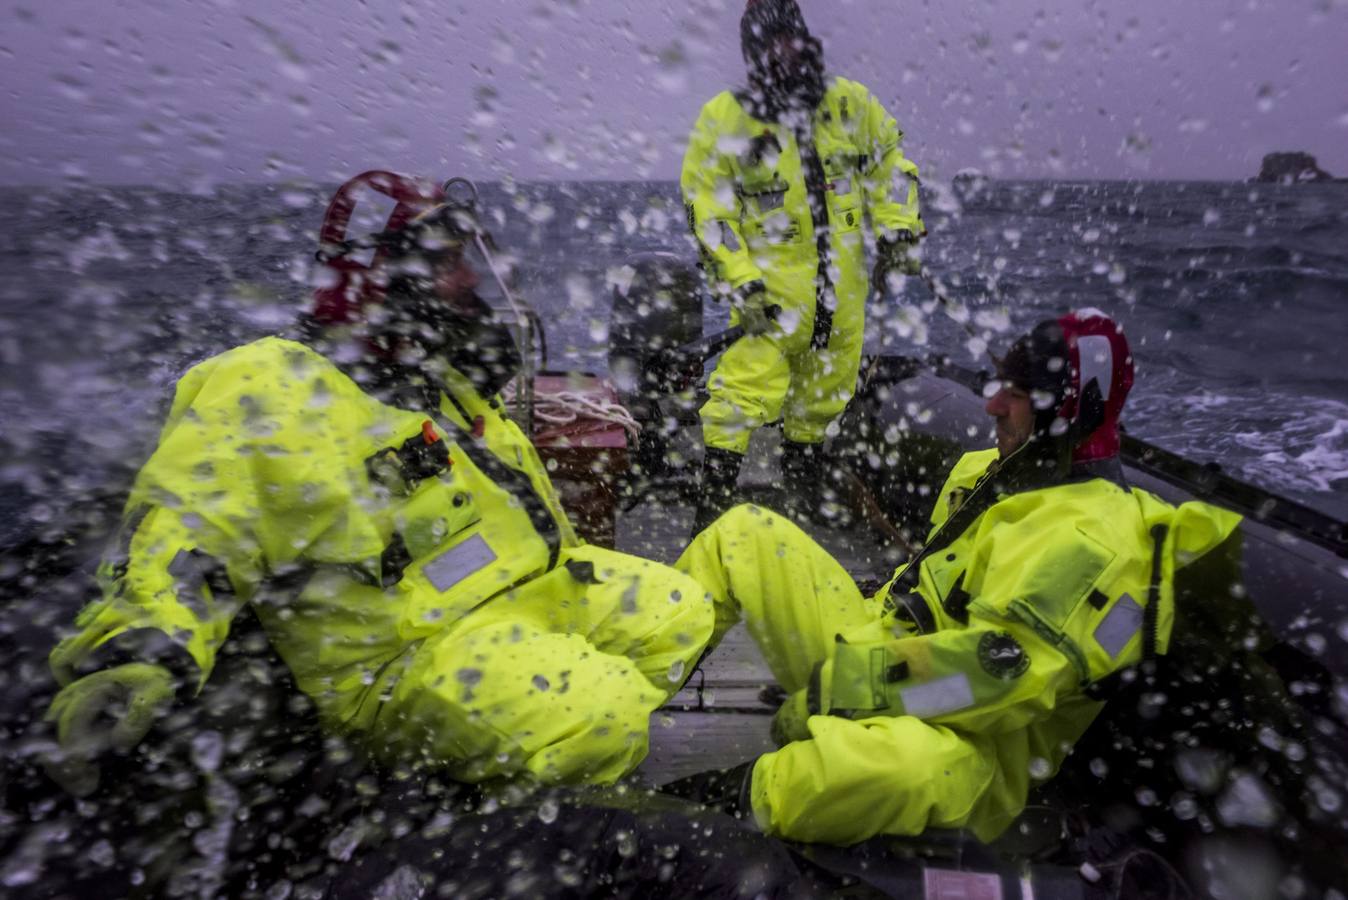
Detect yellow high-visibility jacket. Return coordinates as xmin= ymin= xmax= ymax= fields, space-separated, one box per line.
xmin=750 ymin=450 xmax=1242 ymax=843
xmin=681 ymin=76 xmax=923 ymax=325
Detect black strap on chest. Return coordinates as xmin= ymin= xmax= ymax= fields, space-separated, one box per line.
xmin=450 ymin=430 xmax=562 ymax=569
xmin=1142 ymin=523 xmax=1167 ymax=661
xmin=1083 ymin=523 xmax=1169 ymax=701
xmin=881 ymin=445 xmax=1057 ymax=626
xmin=882 ymin=461 xmax=1007 ymax=616
xmin=436 ymin=388 xmax=561 ymax=568
xmin=359 ymin=401 xmax=564 ymax=588
xmin=793 ymin=121 xmax=837 ymax=351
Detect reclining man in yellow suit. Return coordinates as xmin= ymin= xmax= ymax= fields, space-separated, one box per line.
xmin=42 ymin=184 xmax=716 ymax=797
xmin=667 ymin=310 xmax=1243 ymax=845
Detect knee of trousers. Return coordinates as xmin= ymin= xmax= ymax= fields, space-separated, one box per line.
xmin=679 ymin=503 xmax=823 ymax=608
xmin=707 ymin=502 xmax=818 ymax=549
xmin=375 ymin=624 xmax=666 ymax=785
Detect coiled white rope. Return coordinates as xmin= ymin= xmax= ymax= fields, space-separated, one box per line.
xmin=502 ymin=381 xmax=643 ymax=437
xmin=467 ymin=213 xmax=641 ymax=439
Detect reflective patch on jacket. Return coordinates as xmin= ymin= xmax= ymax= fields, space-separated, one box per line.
xmin=422 ymin=533 xmax=498 ymax=593
xmin=899 ymin=673 xmax=975 ymax=718
xmin=1093 ymin=592 xmax=1144 ymax=658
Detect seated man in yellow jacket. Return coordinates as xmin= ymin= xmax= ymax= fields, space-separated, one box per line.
xmin=682 ymin=0 xmax=925 ymax=532
xmin=41 ymin=190 xmax=716 ymax=798
xmin=667 ymin=310 xmax=1242 ymax=845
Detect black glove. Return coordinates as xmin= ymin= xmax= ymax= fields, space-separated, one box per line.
xmin=659 ymin=759 xmax=756 ymax=820
xmin=731 ymin=288 xmax=777 ymax=337
xmin=871 ymin=230 xmax=922 ymax=295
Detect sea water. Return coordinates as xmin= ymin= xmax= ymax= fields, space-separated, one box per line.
xmin=0 ymin=179 xmax=1344 ymax=547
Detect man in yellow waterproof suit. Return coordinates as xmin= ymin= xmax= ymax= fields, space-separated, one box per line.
xmin=666 ymin=310 xmax=1243 ymax=845
xmin=682 ymin=0 xmax=925 ymax=532
xmin=41 ymin=194 xmax=716 ymax=797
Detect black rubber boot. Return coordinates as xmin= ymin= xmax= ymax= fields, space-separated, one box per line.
xmin=691 ymin=447 xmax=744 ymax=536
xmin=659 ymin=759 xmax=756 ymax=819
xmin=779 ymin=439 xmax=826 ymax=521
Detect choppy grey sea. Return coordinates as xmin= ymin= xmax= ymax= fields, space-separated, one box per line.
xmin=1 ymin=178 xmax=1345 ymax=547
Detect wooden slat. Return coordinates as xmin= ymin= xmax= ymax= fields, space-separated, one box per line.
xmin=640 ymin=711 xmax=777 ymax=783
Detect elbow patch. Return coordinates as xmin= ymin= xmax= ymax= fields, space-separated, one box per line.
xmin=822 ymin=629 xmax=1033 ymax=722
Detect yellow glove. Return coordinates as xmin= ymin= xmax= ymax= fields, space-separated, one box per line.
xmin=43 ymin=663 xmax=176 ymax=796
xmin=769 ymin=688 xmax=812 ymax=747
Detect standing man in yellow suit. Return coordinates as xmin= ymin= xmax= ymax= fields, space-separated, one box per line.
xmin=682 ymin=0 xmax=926 ymax=532
xmin=666 ymin=311 xmax=1243 ymax=845
xmin=41 ymin=183 xmax=716 ymax=798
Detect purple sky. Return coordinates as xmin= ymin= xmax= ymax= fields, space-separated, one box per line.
xmin=2 ymin=0 xmax=1346 ymax=185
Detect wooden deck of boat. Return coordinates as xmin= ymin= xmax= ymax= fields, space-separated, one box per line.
xmin=615 ymin=427 xmax=901 ymax=784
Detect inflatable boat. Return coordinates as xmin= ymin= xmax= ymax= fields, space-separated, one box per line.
xmin=1 ymin=180 xmax=1344 ymax=900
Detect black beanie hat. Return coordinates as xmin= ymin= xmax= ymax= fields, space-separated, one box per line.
xmin=996 ymin=319 xmax=1071 ymax=406
xmin=740 ymin=0 xmax=813 ymax=64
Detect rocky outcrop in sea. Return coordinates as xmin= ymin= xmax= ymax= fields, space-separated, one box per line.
xmin=1254 ymin=152 xmax=1340 ymax=184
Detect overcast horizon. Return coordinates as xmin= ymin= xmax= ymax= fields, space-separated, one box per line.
xmin=2 ymin=0 xmax=1346 ymax=188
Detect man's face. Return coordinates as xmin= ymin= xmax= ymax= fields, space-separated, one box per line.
xmin=763 ymin=32 xmax=806 ymax=70
xmin=984 ymin=381 xmax=1035 ymax=458
xmin=746 ymin=30 xmax=821 ymax=95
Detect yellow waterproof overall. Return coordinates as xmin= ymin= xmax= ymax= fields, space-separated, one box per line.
xmin=681 ymin=77 xmax=924 ymax=452
xmin=51 ymin=338 xmax=716 ymax=784
xmin=678 ymin=449 xmax=1241 ymax=844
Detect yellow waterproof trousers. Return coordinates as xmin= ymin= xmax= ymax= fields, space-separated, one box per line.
xmin=676 ymin=505 xmax=1063 ymax=845
xmin=679 ymin=503 xmax=1008 ymax=840
xmin=702 ymin=308 xmax=865 ymax=454
xmin=376 ymin=543 xmax=717 ymax=785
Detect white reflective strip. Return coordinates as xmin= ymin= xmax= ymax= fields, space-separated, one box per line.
xmin=719 ymin=221 xmax=742 ymax=252
xmin=923 ymin=867 xmax=1003 ymax=900
xmin=422 ymin=533 xmax=497 ymax=592
xmin=1076 ymin=334 xmax=1113 ymax=401
xmin=832 ymin=177 xmax=852 ymax=195
xmin=1094 ymin=592 xmax=1143 ymax=658
xmin=900 ymin=673 xmax=975 ymax=719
